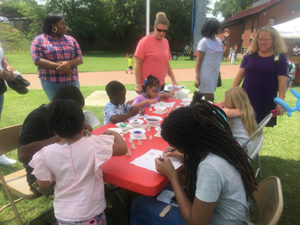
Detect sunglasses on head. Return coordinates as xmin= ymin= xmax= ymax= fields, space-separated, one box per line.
xmin=156 ymin=27 xmax=167 ymax=33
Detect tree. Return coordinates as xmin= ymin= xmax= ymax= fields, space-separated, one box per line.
xmin=213 ymin=0 xmax=253 ymax=19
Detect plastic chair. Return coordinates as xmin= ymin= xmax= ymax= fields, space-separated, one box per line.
xmin=84 ymin=110 xmax=102 ymax=128
xmin=242 ymin=113 xmax=272 ymax=178
xmin=252 ymin=176 xmax=283 ymax=225
xmin=0 ymin=124 xmax=45 ymax=225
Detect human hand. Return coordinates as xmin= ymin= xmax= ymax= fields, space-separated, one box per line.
xmin=169 ymin=90 xmax=175 ymax=98
xmin=2 ymin=70 xmax=15 ymax=82
xmin=135 ymin=85 xmax=142 ymax=94
xmin=83 ymin=123 xmax=93 ymax=136
xmin=155 ymin=156 xmax=176 ymax=179
xmin=276 ymin=104 xmax=285 ymax=116
xmin=195 ymin=79 xmax=200 ymax=88
xmin=5 ymin=65 xmax=14 ymax=73
xmin=223 ymin=28 xmax=230 ymax=39
xmin=163 ymin=147 xmax=184 ymax=162
xmin=139 ymin=107 xmax=145 ymax=115
xmin=128 ymin=106 xmax=140 ymax=117
xmin=56 ymin=61 xmax=72 ymax=75
xmin=148 ymin=98 xmax=158 ymax=104
xmin=218 ymin=100 xmax=225 ymax=108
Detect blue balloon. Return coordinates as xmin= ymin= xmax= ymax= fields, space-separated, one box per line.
xmin=273 ymin=88 xmax=300 ymax=117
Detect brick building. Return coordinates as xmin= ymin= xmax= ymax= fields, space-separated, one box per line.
xmin=222 ymin=0 xmax=300 ymax=53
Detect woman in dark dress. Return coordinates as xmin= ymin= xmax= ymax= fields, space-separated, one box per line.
xmin=233 ymin=26 xmax=288 ymax=126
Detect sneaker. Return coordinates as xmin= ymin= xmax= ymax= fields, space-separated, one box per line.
xmin=0 ymin=155 xmax=17 ymax=166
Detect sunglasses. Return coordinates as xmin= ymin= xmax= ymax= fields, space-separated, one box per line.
xmin=156 ymin=27 xmax=168 ymax=33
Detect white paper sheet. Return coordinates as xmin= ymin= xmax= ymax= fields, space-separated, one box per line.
xmin=156 ymin=189 xmax=178 ymax=207
xmin=130 ymin=149 xmax=183 ymax=173
xmin=151 ymin=102 xmax=176 ymax=109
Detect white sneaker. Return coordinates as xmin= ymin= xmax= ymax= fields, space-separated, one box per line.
xmin=0 ymin=155 xmax=17 ymax=166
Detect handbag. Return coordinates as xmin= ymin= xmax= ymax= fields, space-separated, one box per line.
xmin=217 ymin=72 xmax=222 ymax=87
xmin=0 ymin=79 xmax=7 ymax=94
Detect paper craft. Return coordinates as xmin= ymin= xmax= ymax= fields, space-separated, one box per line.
xmin=130 ymin=149 xmax=183 ymax=173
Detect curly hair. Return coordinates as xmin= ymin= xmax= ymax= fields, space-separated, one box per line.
xmin=161 ymin=101 xmax=257 ymax=200
xmin=248 ymin=26 xmax=287 ymax=55
xmin=142 ymin=75 xmax=160 ymax=93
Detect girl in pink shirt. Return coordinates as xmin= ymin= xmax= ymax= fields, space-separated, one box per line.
xmin=132 ymin=75 xmax=173 ymax=108
xmin=29 ymin=99 xmax=128 ymax=225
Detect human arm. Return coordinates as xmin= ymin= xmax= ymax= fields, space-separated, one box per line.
xmin=132 ymin=98 xmax=158 ymax=108
xmin=155 ymin=156 xmax=216 ymax=224
xmin=195 ymin=51 xmax=205 ymax=88
xmin=276 ymin=75 xmax=287 ymax=115
xmin=56 ymin=56 xmax=83 ymax=74
xmin=18 ymin=136 xmax=59 ymax=164
xmin=2 ymin=56 xmax=14 ymax=72
xmin=232 ymin=68 xmax=245 ymax=87
xmin=0 ymin=69 xmax=15 ymax=82
xmin=109 ymin=106 xmax=141 ymax=124
xmin=159 ymin=91 xmax=174 ymax=100
xmin=36 ymin=180 xmax=53 ymax=189
xmin=102 ymin=130 xmax=128 ymax=156
xmin=222 ymin=28 xmax=230 ymax=56
xmin=135 ymin=57 xmax=143 ymax=93
xmin=222 ymin=108 xmax=241 ymax=118
xmin=167 ymin=63 xmax=178 ymax=86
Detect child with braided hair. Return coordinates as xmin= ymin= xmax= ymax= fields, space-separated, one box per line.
xmin=130 ymin=100 xmax=257 ymax=225
xmin=132 ymin=75 xmax=173 ymax=108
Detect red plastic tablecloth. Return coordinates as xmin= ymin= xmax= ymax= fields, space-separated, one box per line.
xmin=92 ymin=99 xmax=182 ymax=196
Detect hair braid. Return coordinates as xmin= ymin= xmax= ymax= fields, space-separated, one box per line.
xmin=161 ymin=101 xmax=257 ymax=201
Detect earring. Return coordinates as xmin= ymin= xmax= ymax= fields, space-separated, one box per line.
xmin=52 ymin=26 xmax=58 ymax=34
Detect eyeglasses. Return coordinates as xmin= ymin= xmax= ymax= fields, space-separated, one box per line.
xmin=258 ymin=38 xmax=272 ymax=42
xmin=156 ymin=27 xmax=168 ymax=33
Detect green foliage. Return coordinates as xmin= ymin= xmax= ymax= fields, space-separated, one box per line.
xmin=213 ymin=0 xmax=253 ymax=19
xmin=0 ymin=23 xmax=30 ymax=53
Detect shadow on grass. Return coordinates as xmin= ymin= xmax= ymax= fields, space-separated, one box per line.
xmin=253 ymin=156 xmax=300 ymax=225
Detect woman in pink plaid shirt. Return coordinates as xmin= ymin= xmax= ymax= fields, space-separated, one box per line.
xmin=31 ymin=15 xmax=83 ymax=101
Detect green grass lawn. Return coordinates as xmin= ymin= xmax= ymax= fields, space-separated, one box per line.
xmin=1 ymin=80 xmax=299 ymax=224
xmin=5 ymin=51 xmax=242 ymax=74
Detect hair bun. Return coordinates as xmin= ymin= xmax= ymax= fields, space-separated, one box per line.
xmin=156 ymin=12 xmax=166 ymax=19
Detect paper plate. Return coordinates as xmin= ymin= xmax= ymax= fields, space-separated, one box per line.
xmin=116 ymin=122 xmax=131 ymax=129
xmin=129 ymin=119 xmax=145 ymax=127
xmin=130 ymin=128 xmax=146 ymax=134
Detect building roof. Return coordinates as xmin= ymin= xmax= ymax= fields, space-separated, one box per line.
xmin=222 ymin=0 xmax=282 ymax=26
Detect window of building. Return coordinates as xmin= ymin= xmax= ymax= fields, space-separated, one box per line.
xmin=269 ymin=17 xmax=276 ymax=26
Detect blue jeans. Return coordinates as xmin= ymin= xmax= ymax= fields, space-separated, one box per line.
xmin=0 ymin=94 xmax=4 ymax=119
xmin=40 ymin=79 xmax=80 ymax=102
xmin=130 ymin=196 xmax=186 ymax=225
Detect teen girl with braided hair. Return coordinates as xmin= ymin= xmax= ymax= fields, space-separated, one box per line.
xmin=131 ymin=100 xmax=257 ymax=225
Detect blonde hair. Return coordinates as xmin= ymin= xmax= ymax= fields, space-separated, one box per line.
xmin=154 ymin=12 xmax=169 ymax=27
xmin=224 ymin=87 xmax=258 ymax=136
xmin=248 ymin=26 xmax=287 ymax=55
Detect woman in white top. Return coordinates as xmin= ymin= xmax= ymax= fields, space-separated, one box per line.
xmin=195 ymin=18 xmax=230 ymax=102
xmin=221 ymin=87 xmax=258 ymax=146
xmin=130 ymin=101 xmax=257 ymax=225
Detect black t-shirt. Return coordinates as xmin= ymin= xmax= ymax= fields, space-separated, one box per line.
xmin=18 ymin=104 xmax=54 ymax=185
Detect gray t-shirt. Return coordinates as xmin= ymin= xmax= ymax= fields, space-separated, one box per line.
xmin=196 ymin=37 xmax=223 ymax=93
xmin=230 ymin=117 xmax=250 ymax=146
xmin=195 ymin=153 xmax=249 ymax=225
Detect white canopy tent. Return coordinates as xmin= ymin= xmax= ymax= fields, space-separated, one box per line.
xmin=273 ymin=17 xmax=300 ymax=39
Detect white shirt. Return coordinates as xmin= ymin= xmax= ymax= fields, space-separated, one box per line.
xmin=0 ymin=46 xmax=4 ymax=70
xmin=197 ymin=37 xmax=223 ymax=93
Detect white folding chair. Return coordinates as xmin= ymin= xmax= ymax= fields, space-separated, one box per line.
xmin=84 ymin=110 xmax=102 ymax=128
xmin=242 ymin=113 xmax=273 ymax=178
